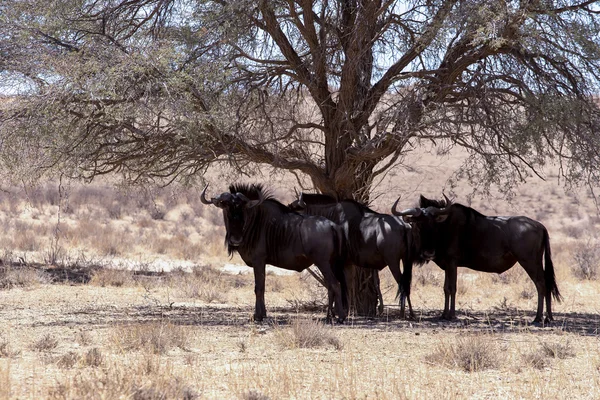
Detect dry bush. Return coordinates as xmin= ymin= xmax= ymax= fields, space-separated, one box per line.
xmin=521 ymin=340 xmax=575 ymax=369
xmin=241 ymin=390 xmax=271 ymax=400
xmin=49 ymin=365 xmax=199 ymax=400
xmin=31 ymin=334 xmax=59 ymax=352
xmin=0 ymin=265 xmax=49 ymax=289
xmin=572 ymin=237 xmax=600 ymax=280
xmin=563 ymin=224 xmax=586 ymax=239
xmin=519 ymin=287 xmax=535 ymax=300
xmin=541 ymin=340 xmax=575 ymax=359
xmin=0 ymin=337 xmax=20 ymax=358
xmin=174 ymin=265 xmax=229 ymax=303
xmin=90 ymin=268 xmax=135 ymax=287
xmin=491 ymin=267 xmax=526 ymax=285
xmin=83 ymin=348 xmax=104 ymax=368
xmin=95 ymin=229 xmax=127 ymax=257
xmin=111 ymin=322 xmax=191 ymax=354
xmin=522 ymin=351 xmax=548 ymax=369
xmin=426 ymin=335 xmax=500 ymax=372
xmin=276 ymin=318 xmax=343 ymax=350
xmin=57 ymin=352 xmax=80 ymax=369
xmin=76 ymin=331 xmax=93 ymax=346
xmin=12 ymin=221 xmax=42 ymax=251
xmin=413 ymin=265 xmax=442 ymax=287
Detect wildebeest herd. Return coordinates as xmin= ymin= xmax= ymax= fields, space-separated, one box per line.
xmin=201 ymin=184 xmax=561 ymax=325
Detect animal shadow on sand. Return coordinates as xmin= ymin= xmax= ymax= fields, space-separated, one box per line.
xmin=17 ymin=302 xmax=600 ymax=337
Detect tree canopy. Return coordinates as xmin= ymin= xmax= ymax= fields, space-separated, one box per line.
xmin=1 ymin=0 xmax=600 ymax=199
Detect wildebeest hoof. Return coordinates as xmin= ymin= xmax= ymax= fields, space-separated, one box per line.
xmin=252 ymin=314 xmax=266 ymax=323
xmin=336 ymin=318 xmax=345 ymax=325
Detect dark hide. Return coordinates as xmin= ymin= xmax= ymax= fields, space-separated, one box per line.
xmin=203 ymin=184 xmax=347 ymax=323
xmin=405 ymin=195 xmax=561 ymax=323
xmin=289 ymin=193 xmax=418 ymax=319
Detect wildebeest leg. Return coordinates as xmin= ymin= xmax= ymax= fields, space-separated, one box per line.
xmin=316 ymin=264 xmax=346 ymax=323
xmin=401 ymin=257 xmax=415 ymax=319
xmin=326 ymin=287 xmax=335 ymax=323
xmin=374 ymin=272 xmax=384 ymax=316
xmin=442 ymin=264 xmax=457 ymax=320
xmin=253 ymin=262 xmax=267 ymax=322
xmin=520 ymin=262 xmax=545 ymax=323
xmin=387 ymin=261 xmax=410 ymax=319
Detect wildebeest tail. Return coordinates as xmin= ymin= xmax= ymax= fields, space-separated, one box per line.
xmin=543 ymin=227 xmax=562 ymax=302
xmin=331 ymin=225 xmax=348 ymax=311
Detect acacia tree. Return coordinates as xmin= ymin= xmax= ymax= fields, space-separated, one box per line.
xmin=1 ymin=0 xmax=600 ymax=315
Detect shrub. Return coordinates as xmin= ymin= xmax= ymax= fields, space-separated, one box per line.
xmin=90 ymin=268 xmax=135 ymax=287
xmin=572 ymin=237 xmax=600 ymax=280
xmin=276 ymin=319 xmax=342 ymax=350
xmin=0 ymin=265 xmax=48 ymax=289
xmin=111 ymin=322 xmax=190 ymax=355
xmin=0 ymin=337 xmax=20 ymax=358
xmin=31 ymin=334 xmax=59 ymax=352
xmin=57 ymin=352 xmax=80 ymax=369
xmin=241 ymin=390 xmax=270 ymax=400
xmin=426 ymin=335 xmax=499 ymax=372
xmin=541 ymin=340 xmax=575 ymax=359
xmin=84 ymin=348 xmax=104 ymax=367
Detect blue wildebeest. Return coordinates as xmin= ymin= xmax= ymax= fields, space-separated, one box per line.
xmin=289 ymin=193 xmax=418 ymax=319
xmin=201 ymin=184 xmax=348 ymax=323
xmin=393 ymin=195 xmax=561 ymax=323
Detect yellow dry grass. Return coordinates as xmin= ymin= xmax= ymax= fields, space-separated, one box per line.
xmin=0 ymin=147 xmax=599 ymax=399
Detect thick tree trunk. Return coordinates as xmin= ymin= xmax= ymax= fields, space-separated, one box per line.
xmin=314 ymin=160 xmax=381 ymax=317
xmin=347 ymin=265 xmax=380 ymax=317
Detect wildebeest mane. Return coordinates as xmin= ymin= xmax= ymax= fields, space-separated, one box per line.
xmin=301 ymin=193 xmax=376 ymax=215
xmin=419 ymin=195 xmax=485 ymax=219
xmin=229 ymin=183 xmax=273 ymax=200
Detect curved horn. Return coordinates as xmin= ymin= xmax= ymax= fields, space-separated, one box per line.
xmin=298 ymin=192 xmax=306 ymax=208
xmin=200 ymin=184 xmax=213 ymax=205
xmin=391 ymin=197 xmax=422 ymax=217
xmin=443 ymin=193 xmax=452 ymax=206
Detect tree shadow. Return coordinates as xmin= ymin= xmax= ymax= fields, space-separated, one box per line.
xmin=21 ymin=302 xmax=600 ymax=336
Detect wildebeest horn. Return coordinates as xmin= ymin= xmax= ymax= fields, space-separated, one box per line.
xmin=200 ymin=184 xmax=213 ymax=205
xmin=443 ymin=193 xmax=452 ymax=206
xmin=298 ymin=192 xmax=306 ymax=208
xmin=391 ymin=197 xmax=422 ymax=217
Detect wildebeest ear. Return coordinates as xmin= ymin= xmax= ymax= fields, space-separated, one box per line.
xmin=435 ymin=214 xmax=449 ymax=223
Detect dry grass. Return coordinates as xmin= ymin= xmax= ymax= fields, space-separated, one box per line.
xmin=572 ymin=237 xmax=600 ymax=280
xmin=0 ymin=338 xmax=20 ymax=358
xmin=110 ymin=321 xmax=191 ymax=354
xmin=90 ymin=268 xmax=135 ymax=287
xmin=48 ymin=361 xmax=200 ymax=400
xmin=0 ymin=265 xmax=48 ymax=289
xmin=426 ymin=334 xmax=500 ymax=372
xmin=541 ymin=340 xmax=575 ymax=359
xmin=31 ymin=334 xmax=59 ymax=352
xmin=1 ymin=150 xmax=600 ymax=398
xmin=275 ymin=318 xmax=343 ymax=350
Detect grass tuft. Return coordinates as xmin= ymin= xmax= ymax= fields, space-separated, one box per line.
xmin=541 ymin=340 xmax=575 ymax=359
xmin=426 ymin=335 xmax=499 ymax=372
xmin=276 ymin=318 xmax=342 ymax=350
xmin=111 ymin=322 xmax=191 ymax=355
xmin=31 ymin=334 xmax=59 ymax=352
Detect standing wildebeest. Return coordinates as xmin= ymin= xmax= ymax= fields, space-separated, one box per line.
xmin=289 ymin=193 xmax=417 ymax=319
xmin=392 ymin=195 xmax=561 ymax=323
xmin=201 ymin=184 xmax=348 ymax=323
